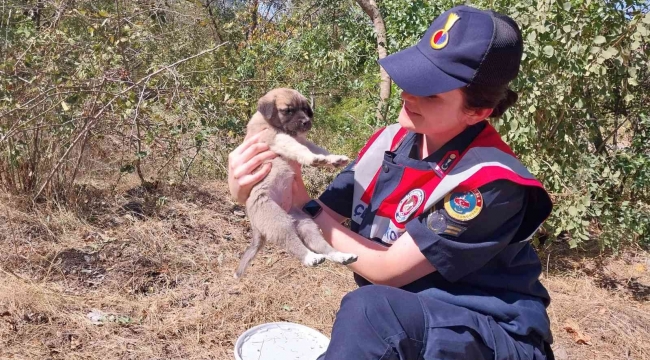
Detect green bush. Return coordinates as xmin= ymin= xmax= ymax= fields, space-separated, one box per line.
xmin=1 ymin=0 xmax=648 ymax=248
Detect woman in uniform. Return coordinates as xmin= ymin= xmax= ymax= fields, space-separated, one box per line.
xmin=228 ymin=5 xmax=554 ymax=359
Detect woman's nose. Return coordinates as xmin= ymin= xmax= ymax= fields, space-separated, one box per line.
xmin=401 ymin=91 xmax=417 ymax=102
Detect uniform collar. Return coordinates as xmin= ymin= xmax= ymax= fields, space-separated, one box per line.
xmin=403 ymin=121 xmax=487 ymax=163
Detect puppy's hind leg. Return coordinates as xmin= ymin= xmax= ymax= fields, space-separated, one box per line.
xmin=234 ymin=227 xmax=265 ymax=279
xmin=249 ymin=197 xmax=325 ymax=267
xmin=290 ymin=209 xmax=358 ymax=265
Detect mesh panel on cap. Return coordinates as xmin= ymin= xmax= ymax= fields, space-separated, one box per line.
xmin=471 ymin=12 xmax=523 ymax=87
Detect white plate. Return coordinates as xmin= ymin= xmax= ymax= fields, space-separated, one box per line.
xmin=234 ymin=322 xmax=330 ymax=360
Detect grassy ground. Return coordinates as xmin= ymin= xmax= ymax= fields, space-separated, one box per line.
xmin=1 ymin=178 xmax=649 ymax=359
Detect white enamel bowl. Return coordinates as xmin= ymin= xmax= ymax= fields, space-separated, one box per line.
xmin=234 ymin=322 xmax=330 ymax=360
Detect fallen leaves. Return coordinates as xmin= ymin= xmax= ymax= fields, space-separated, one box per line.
xmin=563 ymin=319 xmax=593 ymax=345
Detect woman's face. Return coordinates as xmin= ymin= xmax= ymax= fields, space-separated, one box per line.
xmin=398 ymin=88 xmax=480 ymax=136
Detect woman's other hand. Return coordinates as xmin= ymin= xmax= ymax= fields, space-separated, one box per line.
xmin=228 ymin=131 xmax=276 ymax=205
xmin=290 ymin=162 xmax=311 ymax=208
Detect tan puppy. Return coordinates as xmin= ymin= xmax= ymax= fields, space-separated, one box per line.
xmin=234 ymin=88 xmax=358 ymax=278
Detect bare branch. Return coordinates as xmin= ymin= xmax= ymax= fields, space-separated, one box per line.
xmin=32 ymin=43 xmax=229 ymax=201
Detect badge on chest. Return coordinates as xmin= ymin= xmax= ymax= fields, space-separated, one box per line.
xmin=395 ymin=189 xmax=425 ymax=223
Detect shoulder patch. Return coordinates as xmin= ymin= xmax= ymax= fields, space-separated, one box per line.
xmin=444 ymin=189 xmax=483 ymax=221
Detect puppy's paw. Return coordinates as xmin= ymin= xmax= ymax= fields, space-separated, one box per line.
xmin=326 ymin=155 xmax=350 ymax=168
xmin=310 ymin=155 xmax=330 ymax=167
xmin=302 ymin=252 xmax=326 ymax=267
xmin=326 ymin=252 xmax=358 ymax=265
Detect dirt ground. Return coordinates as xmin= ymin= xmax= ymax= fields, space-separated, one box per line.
xmin=0 ymin=180 xmax=649 ymax=360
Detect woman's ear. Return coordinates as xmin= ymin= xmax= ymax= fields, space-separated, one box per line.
xmin=464 ymin=107 xmax=492 ymax=125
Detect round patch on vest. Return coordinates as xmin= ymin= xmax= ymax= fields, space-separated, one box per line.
xmin=444 ymin=189 xmax=483 ymax=221
xmin=395 ymin=189 xmax=425 ymax=223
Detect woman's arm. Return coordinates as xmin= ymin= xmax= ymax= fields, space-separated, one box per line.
xmin=315 ymin=202 xmax=437 ymax=288
xmin=294 ymin=170 xmax=529 ymax=287
xmin=292 ymin=168 xmax=436 ymax=287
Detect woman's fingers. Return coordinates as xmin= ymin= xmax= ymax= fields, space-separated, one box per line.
xmin=232 ymin=150 xmax=277 ymax=180
xmin=228 ymin=131 xmax=268 ymax=168
xmin=238 ymin=162 xmax=272 ymax=186
xmin=233 ymin=142 xmax=269 ymax=170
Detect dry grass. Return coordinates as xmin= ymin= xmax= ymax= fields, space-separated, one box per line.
xmin=0 ymin=180 xmax=355 ymax=359
xmin=1 ymin=179 xmax=649 ymax=359
xmin=540 ymin=245 xmax=650 ymax=359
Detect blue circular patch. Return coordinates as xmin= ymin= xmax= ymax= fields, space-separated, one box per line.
xmin=444 ymin=189 xmax=483 ymax=221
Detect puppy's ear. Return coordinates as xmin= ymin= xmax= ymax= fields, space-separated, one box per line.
xmin=257 ymin=95 xmax=276 ymax=120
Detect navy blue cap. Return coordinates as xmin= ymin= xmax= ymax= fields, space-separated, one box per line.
xmin=378 ymin=6 xmax=523 ymax=96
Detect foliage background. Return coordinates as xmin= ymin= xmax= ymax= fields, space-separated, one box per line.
xmin=1 ymin=0 xmax=649 ymax=249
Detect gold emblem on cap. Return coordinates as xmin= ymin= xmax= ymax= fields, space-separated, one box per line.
xmin=430 ymin=13 xmax=461 ymax=50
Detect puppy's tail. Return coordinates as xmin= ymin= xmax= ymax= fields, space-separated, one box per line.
xmin=235 ymin=195 xmax=296 ymax=278
xmin=234 ymin=226 xmax=265 ymax=279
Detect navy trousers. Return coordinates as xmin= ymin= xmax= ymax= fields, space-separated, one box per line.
xmin=318 ymin=285 xmax=551 ymax=360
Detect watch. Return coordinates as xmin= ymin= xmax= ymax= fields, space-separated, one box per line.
xmin=302 ymin=199 xmax=323 ymax=218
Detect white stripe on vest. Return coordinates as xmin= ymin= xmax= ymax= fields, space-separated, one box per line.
xmin=423 ymin=147 xmax=536 ymax=209
xmin=351 ymin=125 xmax=404 ymax=225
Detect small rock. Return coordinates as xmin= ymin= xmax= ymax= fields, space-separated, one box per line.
xmin=87 ymin=309 xmax=105 ymax=325
xmin=553 ymin=346 xmax=568 ymax=360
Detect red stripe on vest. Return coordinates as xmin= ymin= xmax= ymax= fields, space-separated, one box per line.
xmin=357 ymin=127 xmax=386 ymax=160
xmin=358 ymin=127 xmax=409 ymax=204
xmin=390 ymin=128 xmax=409 ymax=151
xmin=360 ymin=170 xmax=380 ymax=204
xmin=456 ymin=166 xmax=546 ymax=193
xmin=375 ymin=167 xmax=440 ymax=229
xmin=462 ymin=125 xmax=517 ymax=158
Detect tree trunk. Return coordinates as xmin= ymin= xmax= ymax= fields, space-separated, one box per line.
xmin=204 ymin=0 xmax=224 ymax=44
xmin=355 ymin=0 xmax=390 ymax=123
xmin=246 ymin=0 xmax=259 ymax=41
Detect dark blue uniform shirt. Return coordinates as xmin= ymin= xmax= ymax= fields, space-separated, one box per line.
xmin=319 ymin=122 xmax=552 ymax=343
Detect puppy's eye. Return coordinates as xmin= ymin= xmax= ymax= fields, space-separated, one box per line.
xmin=304 ymin=107 xmax=313 ymax=117
xmin=281 ymin=108 xmax=294 ymax=115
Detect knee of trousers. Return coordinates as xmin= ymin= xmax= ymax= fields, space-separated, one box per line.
xmin=336 ymin=285 xmax=426 ymax=341
xmin=339 ymin=285 xmax=403 ymax=318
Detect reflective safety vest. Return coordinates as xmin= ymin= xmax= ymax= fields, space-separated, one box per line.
xmin=351 ymin=123 xmax=552 ymax=245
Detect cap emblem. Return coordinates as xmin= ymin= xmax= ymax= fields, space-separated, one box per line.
xmin=430 ymin=13 xmax=460 ymax=50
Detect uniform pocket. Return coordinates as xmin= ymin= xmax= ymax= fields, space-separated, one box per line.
xmin=423 ymin=317 xmax=495 ymax=360
xmin=417 ymin=296 xmax=494 ymax=359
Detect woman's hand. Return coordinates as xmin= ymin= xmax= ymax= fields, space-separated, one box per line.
xmin=290 ymin=162 xmax=311 ymax=208
xmin=228 ymin=131 xmax=277 ymax=205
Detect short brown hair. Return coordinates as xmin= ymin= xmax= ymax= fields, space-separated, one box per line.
xmin=461 ymin=84 xmax=518 ymax=118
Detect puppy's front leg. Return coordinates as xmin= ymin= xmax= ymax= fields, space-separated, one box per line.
xmin=299 ymin=140 xmax=349 ymax=167
xmin=271 ymin=134 xmax=349 ymax=167
xmin=300 ymin=140 xmax=330 ymax=156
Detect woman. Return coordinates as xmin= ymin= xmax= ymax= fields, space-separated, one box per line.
xmin=229 ymin=5 xmax=554 ymax=360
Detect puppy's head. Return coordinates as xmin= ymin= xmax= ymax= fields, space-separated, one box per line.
xmin=257 ymin=88 xmax=313 ymax=136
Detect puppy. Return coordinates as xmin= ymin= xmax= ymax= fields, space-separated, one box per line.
xmin=233 ymin=88 xmax=358 ymax=278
